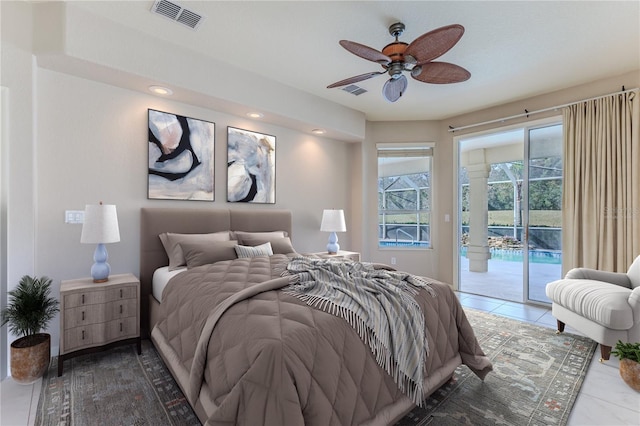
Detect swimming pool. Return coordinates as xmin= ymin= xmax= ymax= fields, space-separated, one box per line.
xmin=379 ymin=241 xmax=430 ymax=248
xmin=460 ymin=247 xmax=562 ymax=264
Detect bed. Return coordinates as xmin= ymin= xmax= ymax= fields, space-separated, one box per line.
xmin=140 ymin=207 xmax=492 ymax=425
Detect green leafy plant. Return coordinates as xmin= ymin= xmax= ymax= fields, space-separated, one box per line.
xmin=1 ymin=275 xmax=59 ymax=346
xmin=611 ymin=340 xmax=640 ymax=363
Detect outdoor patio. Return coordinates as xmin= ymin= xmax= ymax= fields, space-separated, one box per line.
xmin=459 ymin=255 xmax=562 ymax=304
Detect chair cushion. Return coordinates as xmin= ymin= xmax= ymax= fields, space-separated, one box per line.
xmin=627 ymin=256 xmax=640 ymax=289
xmin=546 ymin=279 xmax=633 ymax=330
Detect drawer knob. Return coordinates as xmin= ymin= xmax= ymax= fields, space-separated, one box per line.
xmin=82 ymin=311 xmax=85 ymax=321
xmin=81 ymin=294 xmax=85 ymax=304
xmin=120 ymin=322 xmax=123 ymax=332
xmin=120 ymin=289 xmax=123 ymax=298
xmin=82 ymin=330 xmax=85 ymax=340
xmin=120 ymin=304 xmax=123 ymax=314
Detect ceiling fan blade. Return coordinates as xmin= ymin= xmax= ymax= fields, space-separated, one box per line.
xmin=339 ymin=40 xmax=391 ymax=65
xmin=411 ymin=61 xmax=471 ymax=84
xmin=405 ymin=24 xmax=465 ymax=65
xmin=327 ymin=71 xmax=385 ymax=88
xmin=382 ymin=75 xmax=408 ymax=102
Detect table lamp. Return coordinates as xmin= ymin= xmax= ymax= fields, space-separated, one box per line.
xmin=81 ymin=202 xmax=120 ymax=283
xmin=320 ymin=209 xmax=346 ymax=254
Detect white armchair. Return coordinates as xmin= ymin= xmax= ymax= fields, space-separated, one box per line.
xmin=545 ymin=256 xmax=640 ymax=361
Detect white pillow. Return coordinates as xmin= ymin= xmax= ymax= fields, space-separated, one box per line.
xmin=234 ymin=242 xmax=273 ymax=258
xmin=159 ymin=231 xmax=231 ymax=270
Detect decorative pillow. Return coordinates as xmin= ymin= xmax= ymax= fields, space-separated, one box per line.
xmin=235 ymin=242 xmax=274 ymax=258
xmin=159 ymin=231 xmax=231 ymax=270
xmin=180 ymin=240 xmax=238 ymax=269
xmin=237 ymin=236 xmax=296 ymax=255
xmin=233 ymin=231 xmax=288 ymax=244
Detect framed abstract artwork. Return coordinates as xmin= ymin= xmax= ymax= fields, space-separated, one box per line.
xmin=148 ymin=109 xmax=215 ymax=201
xmin=227 ymin=127 xmax=276 ymax=204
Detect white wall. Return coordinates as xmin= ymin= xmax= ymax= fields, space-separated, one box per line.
xmin=361 ymin=121 xmax=444 ymax=277
xmin=1 ymin=0 xmax=37 ymax=379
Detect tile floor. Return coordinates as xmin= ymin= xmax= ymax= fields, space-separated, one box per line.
xmin=1 ymin=293 xmax=638 ymax=425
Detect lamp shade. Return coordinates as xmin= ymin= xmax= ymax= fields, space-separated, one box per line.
xmin=81 ymin=204 xmax=120 ymax=244
xmin=320 ymin=209 xmax=346 ymax=232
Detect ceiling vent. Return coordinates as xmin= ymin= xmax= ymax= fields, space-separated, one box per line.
xmin=151 ymin=0 xmax=205 ymax=30
xmin=342 ymin=84 xmax=368 ymax=96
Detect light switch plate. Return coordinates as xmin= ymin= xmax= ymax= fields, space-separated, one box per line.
xmin=65 ymin=210 xmax=84 ymax=224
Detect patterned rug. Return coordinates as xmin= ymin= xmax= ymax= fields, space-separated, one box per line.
xmin=35 ymin=308 xmax=596 ymax=425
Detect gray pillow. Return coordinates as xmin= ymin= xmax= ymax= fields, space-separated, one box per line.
xmin=180 ymin=240 xmax=238 ymax=269
xmin=237 ymin=236 xmax=296 ymax=255
xmin=233 ymin=231 xmax=287 ymax=244
xmin=235 ymin=242 xmax=273 ymax=258
xmin=159 ymin=231 xmax=231 ymax=270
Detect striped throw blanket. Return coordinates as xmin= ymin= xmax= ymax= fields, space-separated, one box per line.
xmin=282 ymin=257 xmax=435 ymax=406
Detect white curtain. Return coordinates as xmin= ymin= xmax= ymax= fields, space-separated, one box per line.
xmin=562 ymin=91 xmax=639 ymax=274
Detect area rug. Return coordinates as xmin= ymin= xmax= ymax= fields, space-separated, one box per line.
xmin=35 ymin=308 xmax=596 ymax=425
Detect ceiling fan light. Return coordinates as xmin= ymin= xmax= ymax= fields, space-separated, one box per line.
xmin=383 ymin=75 xmax=408 ymax=103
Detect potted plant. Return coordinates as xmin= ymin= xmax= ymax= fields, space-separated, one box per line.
xmin=1 ymin=275 xmax=59 ymax=384
xmin=611 ymin=340 xmax=640 ymax=392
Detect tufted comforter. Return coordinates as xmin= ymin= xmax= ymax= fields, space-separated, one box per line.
xmin=151 ymin=254 xmax=492 ymax=426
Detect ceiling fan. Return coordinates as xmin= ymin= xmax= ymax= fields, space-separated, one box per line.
xmin=327 ymin=22 xmax=470 ymax=102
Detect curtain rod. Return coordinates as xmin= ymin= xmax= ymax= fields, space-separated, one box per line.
xmin=448 ymin=87 xmax=639 ymax=133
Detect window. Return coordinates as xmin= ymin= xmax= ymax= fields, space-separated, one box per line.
xmin=377 ymin=143 xmax=433 ymax=248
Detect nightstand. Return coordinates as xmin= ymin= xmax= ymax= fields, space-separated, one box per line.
xmin=58 ymin=273 xmax=141 ymax=376
xmin=312 ymin=250 xmax=361 ymax=262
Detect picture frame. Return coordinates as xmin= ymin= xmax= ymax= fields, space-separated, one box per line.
xmin=148 ymin=109 xmax=215 ymax=201
xmin=227 ymin=126 xmax=276 ymax=204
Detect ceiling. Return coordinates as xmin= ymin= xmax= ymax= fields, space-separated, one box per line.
xmin=71 ymin=1 xmax=639 ymax=122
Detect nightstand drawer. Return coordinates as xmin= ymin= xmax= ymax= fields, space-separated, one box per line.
xmin=64 ymin=298 xmax=137 ymax=327
xmin=64 ymin=285 xmax=136 ymax=308
xmin=63 ymin=317 xmax=137 ymax=353
xmin=106 ymin=317 xmax=137 ymax=341
xmin=64 ymin=291 xmax=108 ymax=308
xmin=63 ymin=323 xmax=103 ymax=352
xmin=106 ymin=285 xmax=137 ymax=302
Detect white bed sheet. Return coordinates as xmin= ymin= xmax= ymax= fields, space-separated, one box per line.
xmin=152 ymin=266 xmax=186 ymax=302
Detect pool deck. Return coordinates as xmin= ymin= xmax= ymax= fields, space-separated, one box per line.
xmin=459 ymin=255 xmax=562 ymax=304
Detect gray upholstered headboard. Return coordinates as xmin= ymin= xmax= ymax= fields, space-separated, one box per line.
xmin=139 ymin=207 xmax=292 ymax=336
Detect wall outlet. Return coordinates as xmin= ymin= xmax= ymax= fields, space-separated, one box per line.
xmin=391 ymin=257 xmax=397 ymax=265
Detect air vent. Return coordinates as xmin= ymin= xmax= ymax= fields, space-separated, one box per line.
xmin=342 ymin=84 xmax=368 ymax=96
xmin=151 ymin=0 xmax=205 ymax=30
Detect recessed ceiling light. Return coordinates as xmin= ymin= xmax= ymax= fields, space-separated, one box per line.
xmin=149 ymin=85 xmax=173 ymax=95
xmin=246 ymin=112 xmax=264 ymax=119
xmin=311 ymin=129 xmax=326 ymax=135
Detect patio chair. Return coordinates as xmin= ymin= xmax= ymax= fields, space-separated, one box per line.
xmin=545 ymin=256 xmax=640 ymax=361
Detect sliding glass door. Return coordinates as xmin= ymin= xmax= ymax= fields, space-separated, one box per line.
xmin=458 ymin=122 xmax=563 ymax=304
xmin=524 ymin=124 xmax=563 ymax=303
